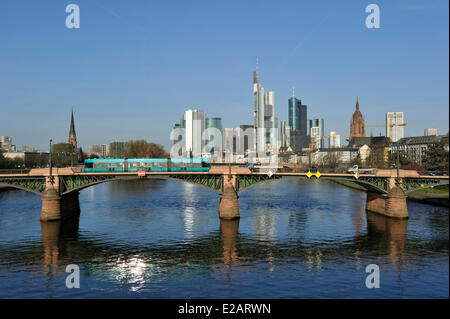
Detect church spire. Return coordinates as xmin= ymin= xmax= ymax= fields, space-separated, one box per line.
xmin=356 ymin=96 xmax=359 ymax=111
xmin=68 ymin=108 xmax=77 ymax=149
xmin=70 ymin=108 xmax=75 ymax=134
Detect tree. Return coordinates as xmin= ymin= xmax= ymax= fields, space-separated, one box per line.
xmin=323 ymin=149 xmax=342 ymax=170
xmin=422 ymin=140 xmax=449 ymax=172
xmin=147 ymin=143 xmax=169 ymax=158
xmin=350 ymin=154 xmax=362 ymax=167
xmin=0 ymin=153 xmax=24 ymax=169
xmin=24 ymin=153 xmax=48 ymax=168
xmin=388 ymin=149 xmax=411 ymax=168
xmin=124 ymin=140 xmax=169 ymax=158
xmin=52 ymin=143 xmax=81 ymax=167
xmin=404 ymin=163 xmax=426 ymax=173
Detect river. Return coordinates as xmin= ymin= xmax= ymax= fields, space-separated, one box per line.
xmin=0 ymin=179 xmax=448 ymax=298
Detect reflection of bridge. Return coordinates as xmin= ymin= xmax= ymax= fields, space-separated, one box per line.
xmin=0 ymin=167 xmax=448 ymax=221
xmin=2 ymin=212 xmax=445 ymax=284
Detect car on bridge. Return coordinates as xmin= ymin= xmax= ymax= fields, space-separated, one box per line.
xmin=347 ymin=165 xmax=376 ymax=174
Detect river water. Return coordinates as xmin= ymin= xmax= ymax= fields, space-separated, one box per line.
xmin=0 ymin=179 xmax=448 ymax=298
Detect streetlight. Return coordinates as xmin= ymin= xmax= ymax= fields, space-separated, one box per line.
xmin=395 ymin=141 xmax=400 ymax=186
xmin=49 ymin=139 xmax=53 ymax=184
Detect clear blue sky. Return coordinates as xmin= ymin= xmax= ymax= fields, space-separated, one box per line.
xmin=0 ymin=0 xmax=448 ymax=152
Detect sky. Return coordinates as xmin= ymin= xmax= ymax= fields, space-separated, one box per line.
xmin=0 ymin=0 xmax=448 ymax=152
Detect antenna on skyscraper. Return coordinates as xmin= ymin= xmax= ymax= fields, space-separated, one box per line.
xmin=292 ymin=85 xmax=295 ymax=98
xmin=253 ymin=57 xmax=259 ymax=84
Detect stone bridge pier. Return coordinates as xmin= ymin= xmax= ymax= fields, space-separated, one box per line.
xmin=41 ymin=175 xmax=80 ymax=222
xmin=366 ymin=177 xmax=408 ymax=219
xmin=218 ymin=174 xmax=240 ymax=220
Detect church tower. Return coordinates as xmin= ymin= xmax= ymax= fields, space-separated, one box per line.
xmin=349 ymin=97 xmax=365 ymax=139
xmin=68 ymin=109 xmax=77 ymax=149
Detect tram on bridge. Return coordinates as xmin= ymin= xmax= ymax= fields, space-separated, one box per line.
xmin=83 ymin=158 xmax=211 ymax=173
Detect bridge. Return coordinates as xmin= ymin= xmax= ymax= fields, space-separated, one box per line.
xmin=0 ymin=166 xmax=448 ymax=221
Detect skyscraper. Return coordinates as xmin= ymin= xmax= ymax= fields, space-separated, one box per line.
xmin=288 ymin=87 xmax=308 ymax=151
xmin=68 ymin=109 xmax=77 ymax=149
xmin=240 ymin=124 xmax=255 ymax=156
xmin=309 ymin=118 xmax=324 ymax=148
xmin=329 ymin=131 xmax=341 ymax=148
xmin=349 ymin=97 xmax=365 ymax=140
xmin=386 ymin=112 xmax=404 ymax=142
xmin=205 ymin=117 xmax=223 ymax=154
xmin=280 ymin=121 xmax=287 ymax=148
xmin=181 ymin=109 xmax=205 ymax=157
xmin=223 ymin=127 xmax=239 ymax=161
xmin=253 ymin=60 xmax=278 ymax=155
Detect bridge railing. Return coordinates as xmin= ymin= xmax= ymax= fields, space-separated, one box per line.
xmin=420 ymin=170 xmax=449 ymax=177
xmin=0 ymin=169 xmax=31 ymax=175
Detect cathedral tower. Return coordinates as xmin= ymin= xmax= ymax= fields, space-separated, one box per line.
xmin=349 ymin=97 xmax=365 ymax=139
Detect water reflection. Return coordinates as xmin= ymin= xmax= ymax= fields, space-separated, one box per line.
xmin=106 ymin=255 xmax=159 ymax=292
xmin=253 ymin=214 xmax=276 ymax=240
xmin=108 ymin=179 xmax=166 ymax=195
xmin=0 ymin=177 xmax=446 ymax=298
xmin=366 ymin=212 xmax=408 ymax=267
xmin=210 ymin=219 xmax=244 ymax=286
xmin=220 ymin=219 xmax=239 ymax=265
xmin=306 ymin=249 xmax=323 ymax=272
xmin=182 ymin=183 xmax=200 ymax=240
xmin=40 ymin=216 xmax=80 ymax=269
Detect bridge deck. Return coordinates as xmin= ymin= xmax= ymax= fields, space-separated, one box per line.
xmin=0 ymin=171 xmax=447 ymax=180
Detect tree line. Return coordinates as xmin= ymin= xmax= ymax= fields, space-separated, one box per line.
xmin=0 ymin=140 xmax=169 ymax=169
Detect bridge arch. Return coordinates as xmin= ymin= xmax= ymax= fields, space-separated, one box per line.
xmin=235 ymin=175 xmax=388 ymax=195
xmin=60 ymin=174 xmax=225 ymax=195
xmin=0 ymin=183 xmax=44 ymax=196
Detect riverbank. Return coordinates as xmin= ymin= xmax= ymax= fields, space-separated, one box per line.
xmin=0 ymin=186 xmax=14 ymax=193
xmin=330 ymin=179 xmax=449 ymax=207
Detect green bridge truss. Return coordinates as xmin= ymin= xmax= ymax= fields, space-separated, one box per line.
xmin=0 ymin=174 xmax=447 ymax=196
xmin=0 ymin=176 xmax=46 ymax=194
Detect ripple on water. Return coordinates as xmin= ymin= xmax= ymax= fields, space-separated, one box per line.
xmin=0 ymin=180 xmax=448 ymax=298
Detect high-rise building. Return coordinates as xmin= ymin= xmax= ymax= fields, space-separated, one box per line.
xmin=240 ymin=124 xmax=255 ymax=156
xmin=109 ymin=141 xmax=126 ymax=158
xmin=181 ymin=109 xmax=205 ymax=157
xmin=329 ymin=131 xmax=341 ymax=148
xmin=309 ymin=118 xmax=324 ymax=148
xmin=88 ymin=144 xmax=110 ymax=158
xmin=424 ymin=128 xmax=438 ymax=136
xmin=172 ymin=123 xmax=181 ymax=145
xmin=205 ymin=117 xmax=223 ymax=154
xmin=386 ymin=112 xmax=404 ymax=142
xmin=285 ymin=126 xmax=291 ymax=148
xmin=349 ymin=97 xmax=365 ymax=140
xmin=0 ymin=136 xmax=16 ymax=152
xmin=223 ymin=128 xmax=239 ymax=160
xmin=280 ymin=121 xmax=287 ymax=148
xmin=310 ymin=127 xmax=321 ymax=149
xmin=288 ymin=87 xmax=308 ymax=151
xmin=280 ymin=121 xmax=293 ymax=149
xmin=68 ymin=109 xmax=77 ymax=149
xmin=171 ymin=123 xmax=183 ymax=157
xmin=253 ymin=61 xmax=278 ymax=154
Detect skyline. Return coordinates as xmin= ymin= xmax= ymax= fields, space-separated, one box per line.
xmin=1 ymin=0 xmax=448 ymax=152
